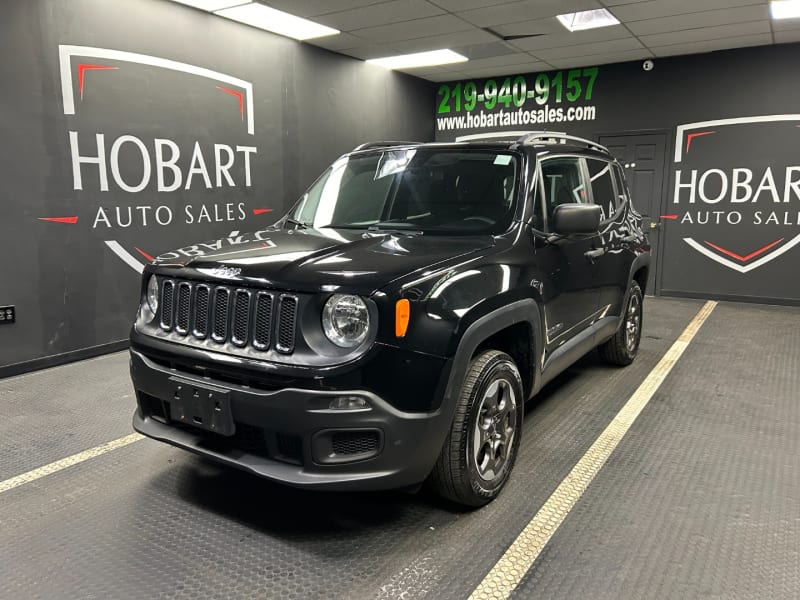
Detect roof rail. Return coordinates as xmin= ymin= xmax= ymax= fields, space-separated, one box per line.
xmin=352 ymin=141 xmax=423 ymax=152
xmin=454 ymin=131 xmax=535 ymax=143
xmin=513 ymin=131 xmax=609 ymax=153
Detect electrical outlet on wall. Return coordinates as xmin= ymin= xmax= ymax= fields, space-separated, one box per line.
xmin=0 ymin=306 xmax=15 ymax=324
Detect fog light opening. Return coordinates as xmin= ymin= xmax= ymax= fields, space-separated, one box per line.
xmin=329 ymin=396 xmax=371 ymax=411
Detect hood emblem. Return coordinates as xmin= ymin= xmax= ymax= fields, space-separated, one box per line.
xmin=209 ymin=266 xmax=242 ymax=279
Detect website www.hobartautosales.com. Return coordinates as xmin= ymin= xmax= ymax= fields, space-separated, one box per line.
xmin=437 ymin=105 xmax=597 ymax=132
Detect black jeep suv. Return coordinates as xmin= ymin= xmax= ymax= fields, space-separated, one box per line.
xmin=130 ymin=132 xmax=649 ymax=507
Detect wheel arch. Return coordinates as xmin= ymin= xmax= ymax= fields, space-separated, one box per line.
xmin=443 ymin=299 xmax=542 ymax=410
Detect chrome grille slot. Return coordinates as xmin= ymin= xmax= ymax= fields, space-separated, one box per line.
xmin=175 ymin=282 xmax=192 ymax=335
xmin=160 ymin=280 xmax=175 ymax=331
xmin=192 ymin=285 xmax=210 ymax=339
xmin=276 ymin=295 xmax=298 ymax=354
xmin=252 ymin=292 xmax=273 ymax=351
xmin=212 ymin=287 xmax=231 ymax=343
xmin=231 ymin=290 xmax=251 ymax=347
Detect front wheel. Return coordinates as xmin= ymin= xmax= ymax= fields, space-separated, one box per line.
xmin=599 ymin=281 xmax=643 ymax=366
xmin=428 ymin=350 xmax=524 ymax=507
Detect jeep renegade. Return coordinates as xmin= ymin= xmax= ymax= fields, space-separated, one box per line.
xmin=130 ymin=132 xmax=650 ymax=507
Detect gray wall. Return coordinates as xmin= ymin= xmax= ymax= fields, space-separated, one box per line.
xmin=0 ymin=0 xmax=434 ymax=375
xmin=435 ymin=44 xmax=800 ymax=305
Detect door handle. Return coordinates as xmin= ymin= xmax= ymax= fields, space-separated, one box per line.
xmin=650 ymin=222 xmax=660 ymax=230
xmin=584 ymin=248 xmax=605 ymax=260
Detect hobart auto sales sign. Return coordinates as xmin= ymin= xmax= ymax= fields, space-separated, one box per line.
xmin=48 ymin=45 xmax=274 ymax=273
xmin=671 ymin=115 xmax=800 ymax=274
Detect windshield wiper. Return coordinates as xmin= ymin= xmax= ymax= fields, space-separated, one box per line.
xmin=282 ymin=217 xmax=310 ymax=229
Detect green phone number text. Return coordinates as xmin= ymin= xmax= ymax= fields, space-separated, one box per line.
xmin=437 ymin=67 xmax=599 ymax=114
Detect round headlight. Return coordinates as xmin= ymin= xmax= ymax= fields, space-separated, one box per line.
xmin=146 ymin=275 xmax=159 ymax=315
xmin=322 ymin=294 xmax=370 ymax=348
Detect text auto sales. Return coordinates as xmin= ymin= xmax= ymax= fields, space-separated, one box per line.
xmin=674 ymin=166 xmax=800 ymax=225
xmin=69 ymin=132 xmax=257 ymax=228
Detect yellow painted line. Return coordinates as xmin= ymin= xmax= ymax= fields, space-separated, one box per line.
xmin=0 ymin=433 xmax=144 ymax=494
xmin=470 ymin=300 xmax=718 ymax=600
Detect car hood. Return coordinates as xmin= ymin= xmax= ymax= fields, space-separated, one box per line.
xmin=151 ymin=227 xmax=494 ymax=295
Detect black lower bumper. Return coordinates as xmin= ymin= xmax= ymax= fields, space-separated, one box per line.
xmin=130 ymin=349 xmax=452 ymax=491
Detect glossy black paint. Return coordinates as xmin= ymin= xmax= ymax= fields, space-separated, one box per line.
xmin=129 ymin=141 xmax=650 ymax=491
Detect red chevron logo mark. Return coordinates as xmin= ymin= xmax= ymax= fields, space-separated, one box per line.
xmin=216 ymin=86 xmax=244 ymax=120
xmin=78 ymin=64 xmax=119 ymax=100
xmin=704 ymin=239 xmax=784 ymax=263
xmin=38 ymin=216 xmax=79 ymax=224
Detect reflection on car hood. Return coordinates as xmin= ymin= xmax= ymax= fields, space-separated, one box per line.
xmin=151 ymin=227 xmax=494 ymax=295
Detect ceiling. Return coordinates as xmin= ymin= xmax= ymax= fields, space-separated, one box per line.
xmin=259 ymin=0 xmax=800 ymax=81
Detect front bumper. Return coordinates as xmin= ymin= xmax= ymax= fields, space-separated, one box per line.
xmin=130 ymin=349 xmax=451 ymax=491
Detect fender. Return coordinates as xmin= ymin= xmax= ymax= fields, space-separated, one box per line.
xmin=441 ymin=298 xmax=543 ymax=414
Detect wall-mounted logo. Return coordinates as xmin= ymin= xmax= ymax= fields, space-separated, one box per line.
xmin=672 ymin=115 xmax=800 ymax=273
xmin=40 ymin=45 xmax=274 ymax=273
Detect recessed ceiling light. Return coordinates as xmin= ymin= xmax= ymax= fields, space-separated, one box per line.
xmin=169 ymin=0 xmax=246 ymax=11
xmin=215 ymin=3 xmax=340 ymax=40
xmin=771 ymin=0 xmax=800 ymax=19
xmin=367 ymin=50 xmax=468 ymax=70
xmin=557 ymin=8 xmax=620 ymax=32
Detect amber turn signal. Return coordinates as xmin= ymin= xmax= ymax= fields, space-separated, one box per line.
xmin=395 ymin=299 xmax=410 ymax=337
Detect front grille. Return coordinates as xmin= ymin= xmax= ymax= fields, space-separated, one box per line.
xmin=232 ymin=290 xmax=251 ymax=347
xmin=160 ymin=280 xmax=175 ymax=330
xmin=193 ymin=285 xmax=210 ymax=338
xmin=332 ymin=431 xmax=380 ymax=456
xmin=212 ymin=288 xmax=230 ymax=343
xmin=175 ymin=283 xmax=191 ymax=335
xmin=157 ymin=278 xmax=297 ymax=353
xmin=276 ymin=295 xmax=298 ymax=354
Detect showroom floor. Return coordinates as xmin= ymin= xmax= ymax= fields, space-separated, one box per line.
xmin=1 ymin=297 xmax=798 ymax=599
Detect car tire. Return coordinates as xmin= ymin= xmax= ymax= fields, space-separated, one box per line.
xmin=428 ymin=350 xmax=524 ymax=508
xmin=598 ymin=281 xmax=643 ymax=366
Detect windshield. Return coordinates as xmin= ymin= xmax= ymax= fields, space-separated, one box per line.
xmin=288 ymin=149 xmax=519 ymax=235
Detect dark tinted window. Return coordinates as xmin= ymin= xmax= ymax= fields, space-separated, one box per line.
xmin=538 ymin=157 xmax=588 ymax=232
xmin=587 ymin=159 xmax=619 ymax=221
xmin=291 ymin=149 xmax=518 ymax=235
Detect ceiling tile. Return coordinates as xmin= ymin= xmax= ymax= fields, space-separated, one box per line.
xmin=352 ymin=14 xmax=473 ymax=43
xmin=507 ymin=24 xmax=633 ymax=52
xmin=457 ymin=0 xmax=601 ymax=28
xmin=532 ymin=37 xmax=644 ymax=60
xmin=337 ymin=44 xmax=403 ymax=60
xmin=609 ymin=0 xmax=762 ymax=22
xmin=429 ymin=0 xmax=518 ymax=10
xmin=650 ymin=33 xmax=773 ymax=56
xmin=314 ymin=0 xmax=445 ymax=31
xmin=639 ymin=20 xmax=770 ymax=47
xmin=775 ymin=30 xmax=800 ymax=43
xmin=771 ymin=18 xmax=800 ymax=31
xmin=491 ymin=17 xmax=574 ymax=38
xmin=546 ymin=48 xmax=653 ymax=69
xmin=459 ymin=61 xmax=553 ymax=78
xmin=424 ymin=71 xmax=473 ymax=82
xmin=262 ymin=0 xmax=387 ymax=17
xmin=627 ymin=5 xmax=769 ymax=36
xmin=388 ymin=28 xmax=499 ymax=53
xmin=306 ymin=32 xmax=368 ymax=50
xmin=455 ymin=53 xmax=539 ymax=70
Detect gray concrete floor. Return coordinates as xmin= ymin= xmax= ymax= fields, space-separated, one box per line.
xmin=0 ymin=297 xmax=798 ymax=599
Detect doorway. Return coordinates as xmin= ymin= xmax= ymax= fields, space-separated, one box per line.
xmin=599 ymin=132 xmax=669 ymax=295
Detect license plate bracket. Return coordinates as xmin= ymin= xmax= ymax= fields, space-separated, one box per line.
xmin=169 ymin=377 xmax=235 ymax=437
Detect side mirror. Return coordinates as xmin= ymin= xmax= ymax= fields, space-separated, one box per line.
xmin=552 ymin=204 xmax=601 ymax=236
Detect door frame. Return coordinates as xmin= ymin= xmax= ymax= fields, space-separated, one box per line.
xmin=596 ymin=128 xmax=673 ymax=296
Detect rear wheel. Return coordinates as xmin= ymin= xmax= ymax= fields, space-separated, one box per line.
xmin=599 ymin=281 xmax=643 ymax=366
xmin=428 ymin=350 xmax=524 ymax=507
